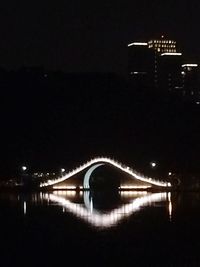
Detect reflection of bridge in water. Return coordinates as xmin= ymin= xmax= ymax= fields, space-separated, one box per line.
xmin=42 ymin=191 xmax=172 ymax=228
xmin=40 ymin=157 xmax=171 ymax=190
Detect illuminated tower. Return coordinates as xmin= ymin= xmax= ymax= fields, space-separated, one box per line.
xmin=127 ymin=36 xmax=182 ymax=90
xmin=147 ymin=36 xmax=179 ymax=87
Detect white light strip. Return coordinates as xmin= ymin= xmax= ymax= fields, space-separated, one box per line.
xmin=128 ymin=42 xmax=148 ymax=47
xmin=53 ymin=190 xmax=77 ymax=196
xmin=182 ymin=64 xmax=198 ymax=67
xmin=130 ymin=72 xmax=147 ymax=75
xmin=168 ymin=192 xmax=172 ymax=221
xmin=120 ymin=191 xmax=148 ymax=196
xmin=39 ymin=157 xmax=171 ymax=188
xmin=120 ymin=186 xmax=151 ymax=190
xmin=47 ymin=192 xmax=168 ymax=228
xmin=161 ymin=53 xmax=182 ymax=56
xmin=53 ymin=186 xmax=76 ymax=190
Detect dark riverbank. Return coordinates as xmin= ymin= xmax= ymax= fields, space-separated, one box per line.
xmin=1 ymin=71 xmax=200 ymax=186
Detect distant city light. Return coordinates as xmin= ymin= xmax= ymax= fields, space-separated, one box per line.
xmin=130 ymin=71 xmax=147 ymax=75
xmin=168 ymin=172 xmax=172 ymax=176
xmin=182 ymin=64 xmax=198 ymax=68
xmin=22 ymin=166 xmax=27 ymax=171
xmin=61 ymin=168 xmax=65 ymax=173
xmin=127 ymin=42 xmax=148 ymax=47
xmin=161 ymin=52 xmax=182 ymax=56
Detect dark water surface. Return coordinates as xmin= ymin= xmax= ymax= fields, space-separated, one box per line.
xmin=0 ymin=190 xmax=200 ymax=267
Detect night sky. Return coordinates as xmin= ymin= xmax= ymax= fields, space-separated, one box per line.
xmin=1 ymin=0 xmax=200 ymax=179
xmin=0 ymin=0 xmax=200 ymax=74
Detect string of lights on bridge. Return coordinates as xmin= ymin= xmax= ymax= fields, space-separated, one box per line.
xmin=39 ymin=157 xmax=171 ymax=188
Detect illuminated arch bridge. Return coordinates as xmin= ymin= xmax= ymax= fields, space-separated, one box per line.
xmin=40 ymin=157 xmax=171 ymax=189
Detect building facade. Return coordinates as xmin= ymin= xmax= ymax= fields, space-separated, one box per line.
xmin=148 ymin=36 xmax=177 ymax=53
xmin=182 ymin=64 xmax=200 ymax=101
xmin=128 ymin=42 xmax=154 ymax=87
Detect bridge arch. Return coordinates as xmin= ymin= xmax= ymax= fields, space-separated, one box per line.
xmin=40 ymin=157 xmax=171 ymax=188
xmin=83 ymin=163 xmax=105 ymax=189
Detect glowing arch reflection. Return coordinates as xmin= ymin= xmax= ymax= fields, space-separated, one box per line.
xmin=44 ymin=191 xmax=171 ymax=228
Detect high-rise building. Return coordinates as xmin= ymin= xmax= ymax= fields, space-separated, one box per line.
xmin=182 ymin=64 xmax=200 ymax=101
xmin=127 ymin=42 xmax=155 ymax=87
xmin=148 ymin=36 xmax=179 ymax=88
xmin=127 ymin=36 xmax=182 ymax=90
xmin=158 ymin=52 xmax=182 ymax=90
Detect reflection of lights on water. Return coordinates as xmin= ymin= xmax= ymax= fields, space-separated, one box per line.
xmin=90 ymin=197 xmax=93 ymax=213
xmin=120 ymin=185 xmax=151 ymax=190
xmin=120 ymin=191 xmax=148 ymax=196
xmin=53 ymin=190 xmax=76 ymax=196
xmin=53 ymin=186 xmax=76 ymax=190
xmin=46 ymin=192 xmax=168 ymax=228
xmin=23 ymin=201 xmax=27 ymax=215
xmin=169 ymin=202 xmax=172 ymax=221
xmin=168 ymin=193 xmax=172 ymax=221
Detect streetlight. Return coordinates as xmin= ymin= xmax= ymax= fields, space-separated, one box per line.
xmin=61 ymin=168 xmax=65 ymax=175
xmin=21 ymin=166 xmax=28 ymax=186
xmin=150 ymin=162 xmax=157 ymax=168
xmin=22 ymin=166 xmax=27 ymax=171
